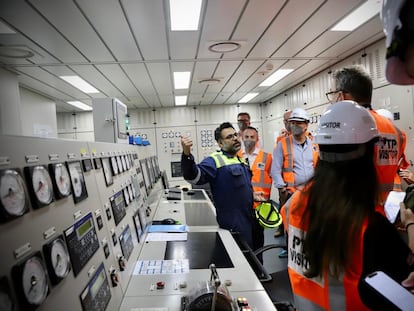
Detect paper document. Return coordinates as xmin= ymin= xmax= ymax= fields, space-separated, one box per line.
xmin=384 ymin=191 xmax=405 ymax=223
xmin=133 ymin=259 xmax=189 ymax=275
xmin=145 ymin=232 xmax=187 ymax=242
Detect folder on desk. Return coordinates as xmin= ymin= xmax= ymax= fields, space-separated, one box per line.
xmin=147 ymin=224 xmax=188 ymax=233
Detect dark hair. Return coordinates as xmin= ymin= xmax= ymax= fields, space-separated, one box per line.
xmin=301 ymin=140 xmax=379 ymax=279
xmin=237 ymin=112 xmax=251 ymax=120
xmin=333 ymin=66 xmax=372 ymax=107
xmin=214 ymin=122 xmax=235 ymax=142
xmin=244 ymin=126 xmax=258 ymax=133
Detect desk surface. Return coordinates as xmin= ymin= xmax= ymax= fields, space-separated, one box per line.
xmin=119 ymin=190 xmax=277 ymax=311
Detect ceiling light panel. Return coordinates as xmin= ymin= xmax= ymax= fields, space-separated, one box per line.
xmin=175 ymin=95 xmax=187 ymax=106
xmin=67 ymin=101 xmax=92 ymax=111
xmin=331 ymin=0 xmax=381 ymax=31
xmin=60 ymin=76 xmax=99 ymax=93
xmin=169 ymin=0 xmax=202 ymax=31
xmin=173 ymin=71 xmax=191 ymax=89
xmin=259 ymin=69 xmax=294 ymax=87
xmin=238 ymin=93 xmax=259 ymax=103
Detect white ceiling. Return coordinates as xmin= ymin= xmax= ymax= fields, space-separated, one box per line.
xmin=0 ymin=0 xmax=385 ymax=112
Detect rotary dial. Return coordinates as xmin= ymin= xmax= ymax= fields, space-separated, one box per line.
xmin=0 ymin=170 xmax=28 ymax=216
xmin=68 ymin=165 xmax=82 ymax=198
xmin=31 ymin=166 xmax=53 ymax=205
xmin=21 ymin=255 xmax=48 ymax=306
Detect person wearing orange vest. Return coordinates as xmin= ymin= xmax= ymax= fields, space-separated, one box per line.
xmin=241 ymin=126 xmax=272 ymax=255
xmin=281 ymin=101 xmax=413 ymax=311
xmin=376 ymin=108 xmax=410 ymax=191
xmin=327 ymin=65 xmax=405 ymax=211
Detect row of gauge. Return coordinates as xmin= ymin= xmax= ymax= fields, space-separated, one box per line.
xmin=1 ymin=156 xmax=159 ymax=311
xmin=1 ymin=189 xmax=151 ymax=311
xmin=0 ymin=152 xmax=161 ymax=224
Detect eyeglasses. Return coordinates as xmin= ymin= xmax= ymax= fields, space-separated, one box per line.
xmin=223 ymin=133 xmax=239 ymax=140
xmin=325 ymin=90 xmax=342 ymax=103
xmin=237 ymin=119 xmax=249 ymax=122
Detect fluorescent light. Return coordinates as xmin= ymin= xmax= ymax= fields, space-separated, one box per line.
xmin=238 ymin=93 xmax=259 ymax=103
xmin=60 ymin=76 xmax=99 ymax=93
xmin=173 ymin=71 xmax=191 ymax=89
xmin=67 ymin=101 xmax=92 ymax=111
xmin=259 ymin=69 xmax=294 ymax=87
xmin=169 ymin=0 xmax=202 ymax=31
xmin=175 ymin=95 xmax=187 ymax=106
xmin=331 ymin=0 xmax=381 ymax=31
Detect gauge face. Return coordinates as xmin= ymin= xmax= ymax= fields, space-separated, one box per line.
xmin=110 ymin=157 xmax=118 ymax=175
xmin=123 ymin=188 xmax=130 ymax=206
xmin=121 ymin=156 xmax=127 ymax=172
xmin=51 ymin=163 xmax=71 ymax=198
xmin=28 ymin=166 xmax=53 ymax=206
xmin=50 ymin=239 xmax=71 ymax=279
xmin=67 ymin=161 xmax=88 ymax=203
xmin=0 ymin=169 xmax=28 ymax=217
xmin=68 ymin=166 xmax=82 ymax=198
xmin=21 ymin=255 xmax=48 ymax=306
xmin=101 ymin=158 xmax=113 ymax=187
xmin=128 ymin=184 xmax=134 ymax=200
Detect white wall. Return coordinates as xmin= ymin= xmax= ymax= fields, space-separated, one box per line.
xmin=0 ymin=68 xmax=22 ymax=136
xmin=20 ymin=87 xmax=58 ymax=138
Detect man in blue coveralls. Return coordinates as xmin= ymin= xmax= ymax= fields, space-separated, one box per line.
xmin=181 ymin=122 xmax=258 ymax=250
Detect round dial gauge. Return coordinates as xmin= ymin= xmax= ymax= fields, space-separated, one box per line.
xmin=68 ymin=166 xmax=82 ymax=198
xmin=21 ymin=255 xmax=48 ymax=306
xmin=162 ymin=132 xmax=167 ymax=138
xmin=125 ymin=155 xmax=130 ymax=170
xmin=128 ymin=184 xmax=134 ymax=200
xmin=121 ymin=156 xmax=127 ymax=172
xmin=0 ymin=170 xmax=28 ymax=216
xmin=102 ymin=158 xmax=113 ymax=186
xmin=31 ymin=166 xmax=53 ymax=205
xmin=116 ymin=156 xmax=123 ymax=173
xmin=53 ymin=164 xmax=71 ymax=197
xmin=110 ymin=157 xmax=118 ymax=175
xmin=123 ymin=188 xmax=130 ymax=206
xmin=49 ymin=238 xmax=71 ymax=279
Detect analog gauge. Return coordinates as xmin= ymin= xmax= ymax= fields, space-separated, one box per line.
xmin=67 ymin=161 xmax=88 ymax=203
xmin=121 ymin=156 xmax=127 ymax=172
xmin=49 ymin=163 xmax=71 ymax=199
xmin=162 ymin=132 xmax=167 ymax=138
xmin=208 ymin=142 xmax=213 ymax=147
xmin=68 ymin=166 xmax=82 ymax=198
xmin=123 ymin=187 xmax=130 ymax=206
xmin=43 ymin=236 xmax=71 ymax=285
xmin=17 ymin=254 xmax=49 ymax=307
xmin=201 ymin=142 xmax=207 ymax=148
xmin=175 ymin=131 xmax=181 ymax=137
xmin=0 ymin=169 xmax=28 ymax=219
xmin=201 ymin=136 xmax=206 ymax=141
xmin=116 ymin=156 xmax=123 ymax=173
xmin=128 ymin=184 xmax=134 ymax=200
xmin=101 ymin=158 xmax=113 ymax=187
xmin=110 ymin=157 xmax=118 ymax=175
xmin=201 ymin=130 xmax=206 ymax=135
xmin=125 ymin=155 xmax=130 ymax=170
xmin=26 ymin=166 xmax=53 ymax=207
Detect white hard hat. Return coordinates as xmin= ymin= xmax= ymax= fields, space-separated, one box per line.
xmin=381 ymin=0 xmax=414 ymax=85
xmin=376 ymin=108 xmax=394 ymax=121
xmin=315 ymin=100 xmax=378 ymax=145
xmin=288 ymin=107 xmax=310 ymax=122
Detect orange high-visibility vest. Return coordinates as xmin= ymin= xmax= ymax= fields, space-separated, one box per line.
xmin=280 ymin=135 xmax=319 ymax=193
xmin=281 ymin=189 xmax=370 ymax=311
xmin=370 ymin=111 xmax=404 ymax=209
xmin=393 ymin=127 xmax=409 ymax=191
xmin=251 ymin=150 xmax=272 ymax=208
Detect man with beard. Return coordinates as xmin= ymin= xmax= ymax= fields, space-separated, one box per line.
xmin=181 ymin=122 xmax=257 ymax=249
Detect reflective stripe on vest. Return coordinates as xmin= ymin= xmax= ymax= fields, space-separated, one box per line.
xmin=210 ymin=151 xmax=248 ymax=168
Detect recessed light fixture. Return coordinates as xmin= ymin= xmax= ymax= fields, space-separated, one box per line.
xmin=259 ymin=69 xmax=294 ymax=87
xmin=0 ymin=46 xmax=35 ymax=59
xmin=175 ymin=95 xmax=187 ymax=106
xmin=238 ymin=93 xmax=259 ymax=103
xmin=208 ymin=41 xmax=241 ymax=53
xmin=67 ymin=101 xmax=92 ymax=111
xmin=60 ymin=76 xmax=99 ymax=94
xmin=198 ymin=78 xmax=221 ymax=85
xmin=331 ymin=0 xmax=381 ymax=31
xmin=169 ymin=0 xmax=202 ymax=31
xmin=173 ymin=71 xmax=191 ymax=89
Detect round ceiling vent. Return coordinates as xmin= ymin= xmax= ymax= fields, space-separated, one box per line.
xmin=198 ymin=78 xmax=221 ymax=85
xmin=0 ymin=46 xmax=35 ymax=58
xmin=208 ymin=41 xmax=241 ymax=53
